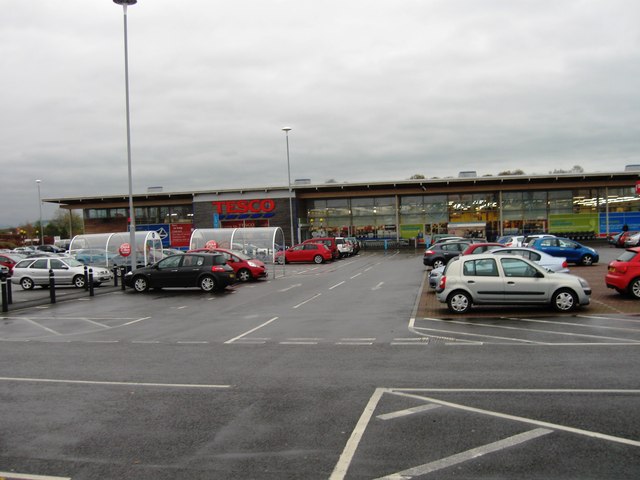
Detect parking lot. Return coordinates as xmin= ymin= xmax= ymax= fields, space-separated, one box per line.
xmin=1 ymin=248 xmax=639 ymax=479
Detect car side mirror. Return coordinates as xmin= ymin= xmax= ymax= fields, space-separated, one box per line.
xmin=535 ymin=271 xmax=545 ymax=278
xmin=574 ymin=244 xmax=580 ymax=249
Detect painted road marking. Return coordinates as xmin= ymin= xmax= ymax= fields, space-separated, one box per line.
xmin=0 ymin=377 xmax=231 ymax=389
xmin=279 ymin=283 xmax=302 ymax=292
xmin=224 ymin=317 xmax=278 ymax=344
xmin=331 ymin=388 xmax=640 ymax=480
xmin=372 ymin=282 xmax=384 ymax=290
xmin=293 ymin=293 xmax=322 ymax=309
xmin=377 ymin=403 xmax=441 ymax=420
xmin=375 ymin=428 xmax=552 ymax=479
xmin=329 ymin=281 xmax=346 ymax=290
xmin=0 ymin=472 xmax=71 ymax=480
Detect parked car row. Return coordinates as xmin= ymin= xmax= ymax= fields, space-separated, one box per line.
xmin=424 ymin=233 xmax=602 ymax=314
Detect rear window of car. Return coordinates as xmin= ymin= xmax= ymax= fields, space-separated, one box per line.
xmin=618 ymin=251 xmax=639 ymax=262
xmin=15 ymin=259 xmax=35 ymax=268
xmin=463 ymin=258 xmax=499 ymax=277
xmin=211 ymin=255 xmax=227 ymax=265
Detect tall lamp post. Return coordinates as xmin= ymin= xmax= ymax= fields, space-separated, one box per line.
xmin=113 ymin=0 xmax=137 ymax=269
xmin=282 ymin=127 xmax=295 ymax=246
xmin=35 ymin=179 xmax=43 ymax=245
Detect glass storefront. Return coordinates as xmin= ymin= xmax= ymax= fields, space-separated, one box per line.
xmin=303 ymin=187 xmax=640 ymax=241
xmin=85 ymin=205 xmax=193 ymax=224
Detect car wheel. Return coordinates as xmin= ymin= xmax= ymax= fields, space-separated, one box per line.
xmin=20 ymin=277 xmax=34 ymax=290
xmin=313 ymin=255 xmax=324 ymax=264
xmin=237 ymin=268 xmax=252 ymax=282
xmin=133 ymin=275 xmax=149 ymax=293
xmin=629 ymin=278 xmax=640 ymax=299
xmin=432 ymin=259 xmax=446 ymax=269
xmin=73 ymin=275 xmax=86 ymax=288
xmin=276 ymin=256 xmax=286 ymax=265
xmin=580 ymin=254 xmax=594 ymax=266
xmin=199 ymin=275 xmax=217 ymax=292
xmin=552 ymin=288 xmax=578 ymax=312
xmin=447 ymin=290 xmax=471 ymax=314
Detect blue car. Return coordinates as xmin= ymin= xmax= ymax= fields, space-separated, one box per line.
xmin=529 ymin=237 xmax=599 ymax=266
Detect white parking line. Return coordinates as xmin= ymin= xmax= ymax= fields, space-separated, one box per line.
xmin=329 ymin=281 xmax=346 ymax=290
xmin=350 ymin=273 xmax=362 ymax=279
xmin=293 ymin=293 xmax=322 ymax=309
xmin=22 ymin=318 xmax=60 ymax=335
xmin=0 ymin=472 xmax=71 ymax=480
xmin=433 ymin=317 xmax=639 ymax=343
xmin=279 ymin=283 xmax=302 ymax=292
xmin=224 ymin=317 xmax=278 ymax=344
xmin=377 ymin=403 xmax=441 ymax=420
xmin=375 ymin=428 xmax=552 ymax=479
xmin=0 ymin=377 xmax=231 ymax=389
xmin=393 ymin=390 xmax=640 ymax=447
xmin=372 ymin=282 xmax=384 ymax=290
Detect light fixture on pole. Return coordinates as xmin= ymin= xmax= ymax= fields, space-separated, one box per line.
xmin=282 ymin=127 xmax=295 ymax=246
xmin=113 ymin=0 xmax=138 ymax=270
xmin=36 ymin=179 xmax=43 ymax=245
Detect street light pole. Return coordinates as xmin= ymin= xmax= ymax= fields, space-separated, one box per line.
xmin=113 ymin=0 xmax=138 ymax=269
xmin=282 ymin=127 xmax=295 ymax=246
xmin=36 ymin=179 xmax=43 ymax=245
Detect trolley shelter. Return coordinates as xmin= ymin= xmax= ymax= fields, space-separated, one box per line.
xmin=189 ymin=227 xmax=285 ymax=264
xmin=68 ymin=231 xmax=163 ymax=267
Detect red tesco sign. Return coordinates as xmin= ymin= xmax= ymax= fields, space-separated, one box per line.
xmin=119 ymin=243 xmax=131 ymax=257
xmin=212 ymin=199 xmax=276 ymax=214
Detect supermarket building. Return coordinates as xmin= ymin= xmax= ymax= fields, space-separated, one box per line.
xmin=45 ymin=171 xmax=640 ymax=249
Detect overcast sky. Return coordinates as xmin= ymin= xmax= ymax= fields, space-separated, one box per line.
xmin=2 ymin=0 xmax=639 ymax=227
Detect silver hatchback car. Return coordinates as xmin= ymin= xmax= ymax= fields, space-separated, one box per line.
xmin=435 ymin=253 xmax=591 ymax=314
xmin=11 ymin=256 xmax=112 ymax=290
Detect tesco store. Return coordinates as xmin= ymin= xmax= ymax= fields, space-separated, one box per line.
xmin=46 ymin=171 xmax=640 ymax=249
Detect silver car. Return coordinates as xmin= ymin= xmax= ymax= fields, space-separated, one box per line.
xmin=11 ymin=256 xmax=112 ymax=290
xmin=435 ymin=253 xmax=591 ymax=314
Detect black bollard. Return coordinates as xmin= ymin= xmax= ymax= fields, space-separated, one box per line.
xmin=1 ymin=278 xmax=7 ymax=313
xmin=6 ymin=275 xmax=12 ymax=305
xmin=83 ymin=265 xmax=89 ymax=291
xmin=113 ymin=267 xmax=119 ymax=287
xmin=89 ymin=268 xmax=95 ymax=297
xmin=49 ymin=269 xmax=56 ymax=304
xmin=121 ymin=267 xmax=126 ymax=291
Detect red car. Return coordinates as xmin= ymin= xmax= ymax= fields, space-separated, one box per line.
xmin=188 ymin=248 xmax=267 ymax=282
xmin=0 ymin=253 xmax=25 ymax=276
xmin=275 ymin=243 xmax=333 ymax=264
xmin=605 ymin=246 xmax=640 ymax=298
xmin=302 ymin=237 xmax=340 ymax=259
xmin=461 ymin=243 xmax=503 ymax=255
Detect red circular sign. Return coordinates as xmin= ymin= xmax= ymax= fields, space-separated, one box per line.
xmin=119 ymin=243 xmax=132 ymax=257
xmin=205 ymin=240 xmax=218 ymax=250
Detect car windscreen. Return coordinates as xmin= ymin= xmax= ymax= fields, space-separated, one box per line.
xmin=62 ymin=258 xmax=85 ymax=267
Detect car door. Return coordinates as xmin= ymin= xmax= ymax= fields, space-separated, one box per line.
xmin=26 ymin=258 xmax=50 ymax=286
xmin=302 ymin=244 xmax=321 ymax=262
xmin=499 ymin=257 xmax=549 ymax=303
xmin=150 ymin=255 xmax=185 ymax=287
xmin=50 ymin=258 xmax=74 ymax=285
xmin=287 ymin=245 xmax=306 ymax=262
xmin=176 ymin=254 xmax=207 ymax=287
xmin=555 ymin=238 xmax=581 ymax=262
xmin=461 ymin=257 xmax=504 ymax=303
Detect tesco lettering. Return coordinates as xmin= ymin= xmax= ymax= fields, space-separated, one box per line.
xmin=212 ymin=199 xmax=275 ymax=214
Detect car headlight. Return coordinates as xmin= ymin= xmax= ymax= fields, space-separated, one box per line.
xmin=125 ymin=271 xmax=133 ymax=277
xmin=247 ymin=261 xmax=259 ymax=267
xmin=578 ymin=277 xmax=590 ymax=289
